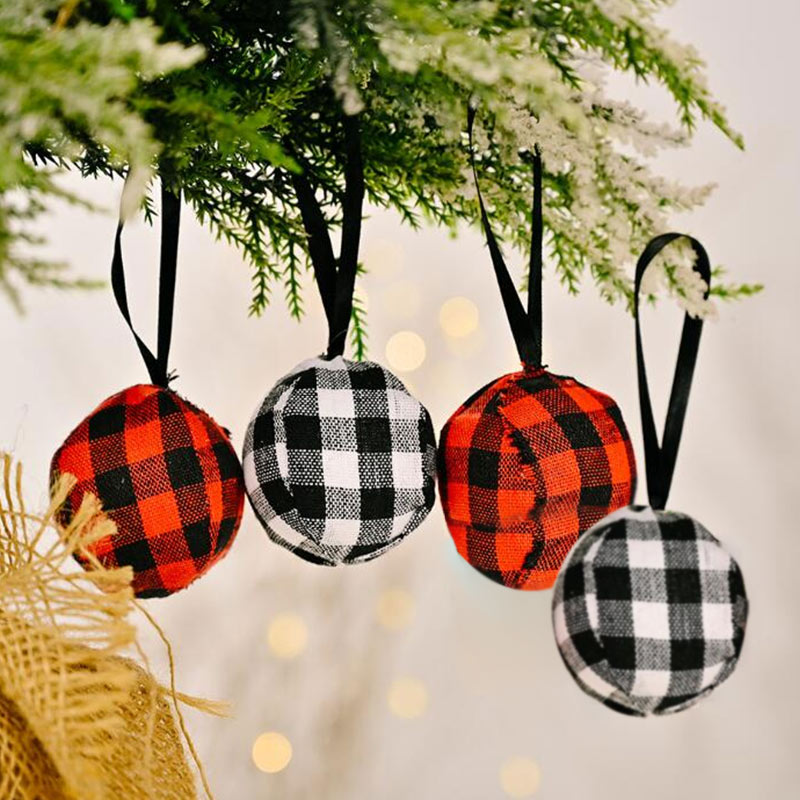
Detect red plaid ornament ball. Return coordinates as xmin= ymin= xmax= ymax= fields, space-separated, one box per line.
xmin=442 ymin=109 xmax=638 ymax=589
xmin=51 ymin=384 xmax=245 ymax=598
xmin=438 ymin=366 xmax=636 ymax=590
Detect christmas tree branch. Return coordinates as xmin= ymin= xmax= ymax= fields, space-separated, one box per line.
xmin=0 ymin=0 xmax=760 ymax=316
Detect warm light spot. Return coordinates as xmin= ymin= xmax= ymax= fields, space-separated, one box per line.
xmin=383 ymin=281 xmax=422 ymax=319
xmin=252 ymin=732 xmax=293 ymax=773
xmin=385 ymin=331 xmax=426 ymax=372
xmin=362 ymin=239 xmax=404 ymax=277
xmin=500 ymin=757 xmax=541 ymax=798
xmin=439 ymin=296 xmax=479 ymax=338
xmin=267 ymin=614 xmax=308 ymax=659
xmin=387 ymin=677 xmax=428 ymax=719
xmin=376 ymin=589 xmax=415 ymax=630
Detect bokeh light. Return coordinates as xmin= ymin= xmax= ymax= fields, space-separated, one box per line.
xmin=252 ymin=732 xmax=293 ymax=774
xmin=385 ymin=331 xmax=427 ymax=372
xmin=362 ymin=238 xmax=404 ymax=278
xmin=382 ymin=280 xmax=422 ymax=320
xmin=387 ymin=677 xmax=428 ymax=719
xmin=267 ymin=614 xmax=308 ymax=660
xmin=376 ymin=588 xmax=415 ymax=630
xmin=439 ymin=296 xmax=480 ymax=338
xmin=499 ymin=757 xmax=541 ymax=798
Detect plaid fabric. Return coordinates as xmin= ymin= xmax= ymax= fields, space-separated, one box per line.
xmin=552 ymin=505 xmax=748 ymax=716
xmin=243 ymin=356 xmax=436 ymax=565
xmin=438 ymin=367 xmax=636 ymax=590
xmin=51 ymin=384 xmax=245 ymax=598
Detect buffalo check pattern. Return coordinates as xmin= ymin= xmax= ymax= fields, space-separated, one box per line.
xmin=243 ymin=356 xmax=437 ymax=565
xmin=51 ymin=384 xmax=245 ymax=598
xmin=438 ymin=368 xmax=636 ymax=590
xmin=552 ymin=505 xmax=748 ymax=716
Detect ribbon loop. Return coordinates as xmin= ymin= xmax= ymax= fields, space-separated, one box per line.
xmin=527 ymin=145 xmax=543 ymax=360
xmin=467 ymin=105 xmax=543 ymax=367
xmin=111 ymin=180 xmax=181 ymax=388
xmin=290 ymin=170 xmax=338 ymax=331
xmin=327 ymin=113 xmax=365 ymax=358
xmin=634 ymin=233 xmax=712 ymax=509
xmin=291 ymin=114 xmax=365 ymax=359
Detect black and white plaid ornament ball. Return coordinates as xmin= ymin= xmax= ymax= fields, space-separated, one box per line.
xmin=243 ymin=356 xmax=436 ymax=565
xmin=552 ymin=234 xmax=749 ymax=716
xmin=552 ymin=505 xmax=747 ymax=716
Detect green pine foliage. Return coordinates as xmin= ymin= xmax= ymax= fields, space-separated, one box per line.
xmin=0 ymin=0 xmax=202 ymax=307
xmin=1 ymin=0 xmax=761 ymax=317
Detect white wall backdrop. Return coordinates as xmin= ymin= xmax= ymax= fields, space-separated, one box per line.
xmin=1 ymin=1 xmax=797 ymax=798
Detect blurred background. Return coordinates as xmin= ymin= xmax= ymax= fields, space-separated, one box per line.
xmin=1 ymin=1 xmax=798 ymax=797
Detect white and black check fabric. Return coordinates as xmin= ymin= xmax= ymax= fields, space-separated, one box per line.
xmin=552 ymin=505 xmax=748 ymax=716
xmin=243 ymin=356 xmax=436 ymax=565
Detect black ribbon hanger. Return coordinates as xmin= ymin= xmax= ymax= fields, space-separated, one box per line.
xmin=467 ymin=105 xmax=543 ymax=367
xmin=111 ymin=179 xmax=181 ymax=388
xmin=290 ymin=114 xmax=365 ymax=359
xmin=634 ymin=233 xmax=712 ymax=510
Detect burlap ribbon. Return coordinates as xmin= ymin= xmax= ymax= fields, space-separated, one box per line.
xmin=0 ymin=454 xmax=220 ymax=800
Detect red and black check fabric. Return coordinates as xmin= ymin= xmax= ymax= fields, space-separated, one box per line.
xmin=438 ymin=367 xmax=636 ymax=590
xmin=51 ymin=384 xmax=245 ymax=598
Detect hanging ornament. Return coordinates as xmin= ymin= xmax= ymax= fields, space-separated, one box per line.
xmin=438 ymin=108 xmax=637 ymax=591
xmin=243 ymin=116 xmax=436 ymax=565
xmin=51 ymin=183 xmax=245 ymax=598
xmin=552 ymin=234 xmax=748 ymax=715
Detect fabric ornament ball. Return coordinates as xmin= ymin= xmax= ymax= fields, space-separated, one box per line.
xmin=440 ymin=109 xmax=637 ymax=590
xmin=552 ymin=505 xmax=748 ymax=716
xmin=243 ymin=356 xmax=436 ymax=565
xmin=438 ymin=366 xmax=636 ymax=590
xmin=51 ymin=384 xmax=245 ymax=598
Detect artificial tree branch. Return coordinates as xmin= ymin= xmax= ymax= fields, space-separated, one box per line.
xmin=54 ymin=0 xmax=81 ymax=30
xmin=3 ymin=0 xmax=762 ymax=314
